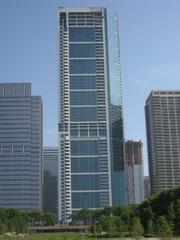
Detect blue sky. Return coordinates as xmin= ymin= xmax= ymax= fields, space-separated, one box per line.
xmin=0 ymin=0 xmax=180 ymax=175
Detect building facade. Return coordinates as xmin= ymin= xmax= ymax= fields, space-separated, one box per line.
xmin=145 ymin=91 xmax=180 ymax=194
xmin=0 ymin=83 xmax=42 ymax=210
xmin=58 ymin=7 xmax=127 ymax=222
xmin=44 ymin=147 xmax=58 ymax=215
xmin=144 ymin=176 xmax=150 ymax=199
xmin=125 ymin=140 xmax=144 ymax=204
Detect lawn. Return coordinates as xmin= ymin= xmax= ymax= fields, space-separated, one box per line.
xmin=1 ymin=233 xmax=180 ymax=240
xmin=0 ymin=232 xmax=128 ymax=240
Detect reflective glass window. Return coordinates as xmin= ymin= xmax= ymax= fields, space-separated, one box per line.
xmin=70 ymin=129 xmax=78 ymax=137
xmin=71 ymin=157 xmax=99 ymax=173
xmin=70 ymin=92 xmax=97 ymax=105
xmin=69 ymin=27 xmax=95 ymax=42
xmin=71 ymin=140 xmax=98 ymax=155
xmin=70 ymin=76 xmax=96 ymax=90
xmin=70 ymin=107 xmax=97 ymax=121
xmin=69 ymin=44 xmax=96 ymax=58
xmin=99 ymin=129 xmax=106 ymax=136
xmin=70 ymin=59 xmax=96 ymax=74
xmin=71 ymin=175 xmax=99 ymax=190
xmin=3 ymin=146 xmax=12 ymax=152
xmin=72 ymin=192 xmax=100 ymax=208
xmin=89 ymin=129 xmax=97 ymax=136
xmin=80 ymin=129 xmax=88 ymax=136
xmin=13 ymin=146 xmax=23 ymax=152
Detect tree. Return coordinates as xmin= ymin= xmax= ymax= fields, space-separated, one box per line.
xmin=156 ymin=216 xmax=172 ymax=240
xmin=173 ymin=199 xmax=180 ymax=234
xmin=116 ymin=218 xmax=128 ymax=238
xmin=129 ymin=217 xmax=144 ymax=240
xmin=98 ymin=215 xmax=118 ymax=237
xmin=78 ymin=208 xmax=91 ymax=224
xmin=0 ymin=222 xmax=6 ymax=234
xmin=42 ymin=212 xmax=57 ymax=226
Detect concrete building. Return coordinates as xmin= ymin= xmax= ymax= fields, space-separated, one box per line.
xmin=144 ymin=176 xmax=150 ymax=199
xmin=125 ymin=140 xmax=144 ymax=204
xmin=145 ymin=90 xmax=180 ymax=194
xmin=43 ymin=147 xmax=58 ymax=215
xmin=58 ymin=7 xmax=127 ymax=222
xmin=0 ymin=83 xmax=42 ymax=210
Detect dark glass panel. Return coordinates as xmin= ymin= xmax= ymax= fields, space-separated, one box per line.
xmin=70 ymin=76 xmax=96 ymax=90
xmin=70 ymin=91 xmax=97 ymax=105
xmin=72 ymin=192 xmax=100 ymax=208
xmin=70 ymin=59 xmax=96 ymax=74
xmin=69 ymin=27 xmax=95 ymax=42
xmin=71 ymin=140 xmax=98 ymax=155
xmin=70 ymin=107 xmax=97 ymax=121
xmin=71 ymin=175 xmax=99 ymax=190
xmin=69 ymin=44 xmax=96 ymax=58
xmin=71 ymin=157 xmax=99 ymax=172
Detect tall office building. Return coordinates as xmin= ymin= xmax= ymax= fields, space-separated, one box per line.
xmin=44 ymin=147 xmax=58 ymax=215
xmin=145 ymin=91 xmax=180 ymax=194
xmin=125 ymin=140 xmax=144 ymax=204
xmin=144 ymin=176 xmax=150 ymax=199
xmin=58 ymin=7 xmax=127 ymax=222
xmin=0 ymin=83 xmax=42 ymax=210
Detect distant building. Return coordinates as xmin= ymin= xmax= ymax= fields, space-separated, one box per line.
xmin=145 ymin=90 xmax=180 ymax=194
xmin=144 ymin=176 xmax=150 ymax=199
xmin=125 ymin=140 xmax=144 ymax=204
xmin=43 ymin=147 xmax=58 ymax=215
xmin=0 ymin=83 xmax=42 ymax=210
xmin=58 ymin=7 xmax=127 ymax=222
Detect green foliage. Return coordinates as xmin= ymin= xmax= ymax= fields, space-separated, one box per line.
xmin=0 ymin=222 xmax=6 ymax=234
xmin=0 ymin=208 xmax=57 ymax=234
xmin=155 ymin=216 xmax=172 ymax=240
xmin=129 ymin=217 xmax=144 ymax=240
xmin=42 ymin=212 xmax=57 ymax=226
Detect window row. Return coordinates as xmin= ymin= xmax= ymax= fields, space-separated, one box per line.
xmin=69 ymin=27 xmax=95 ymax=42
xmin=70 ymin=107 xmax=97 ymax=121
xmin=70 ymin=91 xmax=97 ymax=105
xmin=71 ymin=157 xmax=99 ymax=173
xmin=70 ymin=75 xmax=97 ymax=90
xmin=70 ymin=59 xmax=96 ymax=74
xmin=71 ymin=140 xmax=98 ymax=156
xmin=69 ymin=43 xmax=96 ymax=58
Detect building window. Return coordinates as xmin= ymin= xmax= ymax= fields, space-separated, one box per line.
xmin=70 ymin=59 xmax=96 ymax=74
xmin=71 ymin=140 xmax=98 ymax=155
xmin=69 ymin=43 xmax=96 ymax=58
xmin=70 ymin=107 xmax=97 ymax=121
xmin=70 ymin=91 xmax=97 ymax=105
xmin=3 ymin=146 xmax=12 ymax=152
xmin=71 ymin=175 xmax=99 ymax=190
xmin=13 ymin=146 xmax=23 ymax=152
xmin=70 ymin=75 xmax=97 ymax=90
xmin=71 ymin=157 xmax=99 ymax=173
xmin=69 ymin=27 xmax=95 ymax=42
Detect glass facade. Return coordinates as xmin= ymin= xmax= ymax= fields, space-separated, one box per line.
xmin=59 ymin=8 xmax=126 ymax=222
xmin=43 ymin=147 xmax=58 ymax=216
xmin=0 ymin=83 xmax=42 ymax=211
xmin=105 ymin=9 xmax=127 ymax=205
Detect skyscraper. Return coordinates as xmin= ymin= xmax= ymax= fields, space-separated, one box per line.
xmin=125 ymin=140 xmax=144 ymax=204
xmin=144 ymin=176 xmax=150 ymax=199
xmin=0 ymin=83 xmax=42 ymax=210
xmin=58 ymin=7 xmax=127 ymax=222
xmin=145 ymin=90 xmax=180 ymax=194
xmin=44 ymin=147 xmax=58 ymax=215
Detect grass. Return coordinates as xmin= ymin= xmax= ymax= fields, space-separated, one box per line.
xmin=0 ymin=232 xmax=129 ymax=240
xmin=1 ymin=233 xmax=180 ymax=240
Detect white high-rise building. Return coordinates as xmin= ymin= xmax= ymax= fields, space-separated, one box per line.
xmin=58 ymin=7 xmax=127 ymax=222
